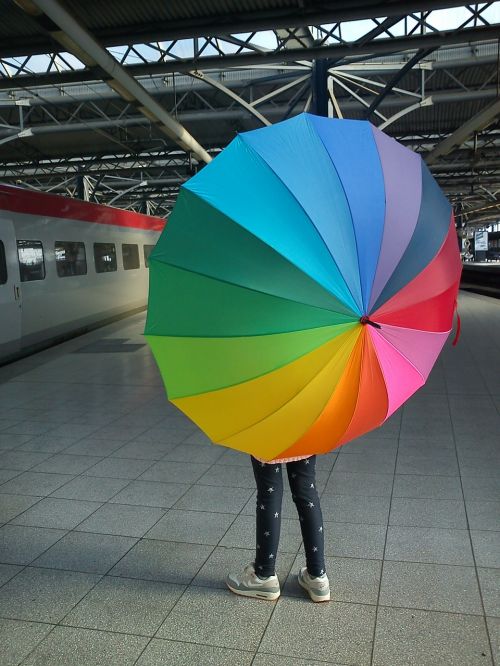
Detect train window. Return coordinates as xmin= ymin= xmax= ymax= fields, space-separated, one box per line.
xmin=17 ymin=240 xmax=45 ymax=282
xmin=94 ymin=243 xmax=117 ymax=273
xmin=122 ymin=243 xmax=140 ymax=270
xmin=144 ymin=244 xmax=154 ymax=268
xmin=0 ymin=241 xmax=7 ymax=284
xmin=55 ymin=241 xmax=87 ymax=277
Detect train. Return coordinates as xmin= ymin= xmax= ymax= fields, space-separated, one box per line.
xmin=0 ymin=183 xmax=165 ymax=364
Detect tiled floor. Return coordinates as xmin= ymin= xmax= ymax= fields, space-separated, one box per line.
xmin=0 ymin=290 xmax=498 ymax=665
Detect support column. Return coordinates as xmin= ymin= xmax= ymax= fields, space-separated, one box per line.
xmin=75 ymin=173 xmax=85 ymax=200
xmin=312 ymin=59 xmax=329 ymax=117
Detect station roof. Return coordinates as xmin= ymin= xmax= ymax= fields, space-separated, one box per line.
xmin=0 ymin=0 xmax=498 ymax=224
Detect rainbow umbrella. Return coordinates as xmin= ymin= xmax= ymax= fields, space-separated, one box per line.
xmin=145 ymin=113 xmax=461 ymax=461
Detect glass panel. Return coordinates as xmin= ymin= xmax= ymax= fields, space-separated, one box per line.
xmin=55 ymin=241 xmax=87 ymax=277
xmin=94 ymin=242 xmax=117 ymax=273
xmin=17 ymin=240 xmax=45 ymax=282
xmin=143 ymin=244 xmax=154 ymax=268
xmin=0 ymin=241 xmax=7 ymax=285
xmin=122 ymin=243 xmax=140 ymax=270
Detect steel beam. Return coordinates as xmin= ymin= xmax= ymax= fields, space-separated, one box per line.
xmin=188 ymin=70 xmax=271 ymax=126
xmin=426 ymin=98 xmax=500 ymax=165
xmin=1 ymin=87 xmax=499 ymax=143
xmin=0 ymin=1 xmax=481 ymax=57
xmin=1 ymin=24 xmax=498 ymax=91
xmin=15 ymin=0 xmax=212 ymax=163
xmin=1 ymin=52 xmax=493 ymax=94
xmin=364 ymin=48 xmax=436 ymax=119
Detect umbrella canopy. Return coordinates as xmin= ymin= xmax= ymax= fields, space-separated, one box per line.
xmin=145 ymin=113 xmax=462 ymax=461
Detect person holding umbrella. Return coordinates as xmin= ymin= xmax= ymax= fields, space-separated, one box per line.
xmin=145 ymin=114 xmax=461 ymax=603
xmin=226 ymin=452 xmax=330 ymax=602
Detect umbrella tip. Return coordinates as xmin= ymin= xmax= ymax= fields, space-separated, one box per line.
xmin=360 ymin=316 xmax=381 ymax=329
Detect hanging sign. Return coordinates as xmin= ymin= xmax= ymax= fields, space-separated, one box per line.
xmin=474 ymin=230 xmax=488 ymax=251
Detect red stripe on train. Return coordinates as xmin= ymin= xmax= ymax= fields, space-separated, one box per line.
xmin=0 ymin=184 xmax=165 ymax=231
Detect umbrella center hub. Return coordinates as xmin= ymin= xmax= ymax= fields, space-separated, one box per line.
xmin=360 ymin=316 xmax=381 ymax=329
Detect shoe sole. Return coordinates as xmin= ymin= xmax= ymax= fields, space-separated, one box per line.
xmin=298 ymin=574 xmax=331 ymax=602
xmin=225 ymin=581 xmax=280 ymax=601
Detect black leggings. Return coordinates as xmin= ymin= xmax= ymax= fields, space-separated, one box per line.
xmin=251 ymin=455 xmax=326 ymax=578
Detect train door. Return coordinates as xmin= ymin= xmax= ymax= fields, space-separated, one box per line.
xmin=0 ymin=219 xmax=21 ymax=359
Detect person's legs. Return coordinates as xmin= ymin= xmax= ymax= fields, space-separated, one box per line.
xmin=286 ymin=456 xmax=326 ymax=577
xmin=225 ymin=456 xmax=282 ymax=600
xmin=251 ymin=456 xmax=284 ymax=577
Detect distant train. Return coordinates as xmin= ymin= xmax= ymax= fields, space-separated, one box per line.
xmin=0 ymin=183 xmax=165 ymax=364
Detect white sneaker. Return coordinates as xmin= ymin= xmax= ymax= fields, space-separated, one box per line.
xmin=298 ymin=567 xmax=330 ymax=602
xmin=226 ymin=564 xmax=280 ymax=600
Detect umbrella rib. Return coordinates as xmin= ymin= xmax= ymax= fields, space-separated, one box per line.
xmin=238 ymin=134 xmax=363 ymax=315
xmin=214 ymin=329 xmax=359 ymax=443
xmin=179 ymin=186 xmax=359 ymax=317
xmin=160 ymin=323 xmax=357 ymax=399
xmin=150 ymin=257 xmax=358 ymax=324
xmin=369 ymin=326 xmax=426 ymax=386
xmin=335 ymin=336 xmax=374 ymax=441
xmin=371 ymin=282 xmax=460 ymax=326
xmin=359 ymin=133 xmax=386 ymax=315
xmin=300 ymin=116 xmax=365 ymax=314
xmin=370 ymin=178 xmax=453 ymax=315
xmin=270 ymin=330 xmax=368 ymax=461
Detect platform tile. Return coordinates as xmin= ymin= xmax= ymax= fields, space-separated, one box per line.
xmin=385 ymin=526 xmax=474 ymax=566
xmin=0 ymin=618 xmax=53 ymax=666
xmin=0 ymin=524 xmax=67 ymax=565
xmin=156 ymin=585 xmax=275 ymax=651
xmin=259 ymin=596 xmax=375 ymax=664
xmin=74 ymin=502 xmax=165 ymax=538
xmin=379 ymin=560 xmax=483 ymax=614
xmin=10 ymin=497 xmax=102 ymax=530
xmin=109 ymin=539 xmax=213 ymax=585
xmin=389 ymin=497 xmax=467 ymax=529
xmin=32 ymin=531 xmax=137 ymax=574
xmin=471 ymin=530 xmax=500 ymax=568
xmin=136 ymin=639 xmax=253 ymax=665
xmin=0 ymin=566 xmax=100 ymax=623
xmin=372 ymin=606 xmax=493 ymax=666
xmin=478 ymin=568 xmax=500 ymax=617
xmin=61 ymin=575 xmax=185 ymax=636
xmin=145 ymin=509 xmax=235 ymax=545
xmin=21 ymin=625 xmax=148 ymax=666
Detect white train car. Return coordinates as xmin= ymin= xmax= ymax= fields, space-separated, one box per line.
xmin=0 ymin=183 xmax=165 ymax=364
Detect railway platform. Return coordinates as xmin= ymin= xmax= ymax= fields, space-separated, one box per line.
xmin=0 ymin=290 xmax=498 ymax=665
